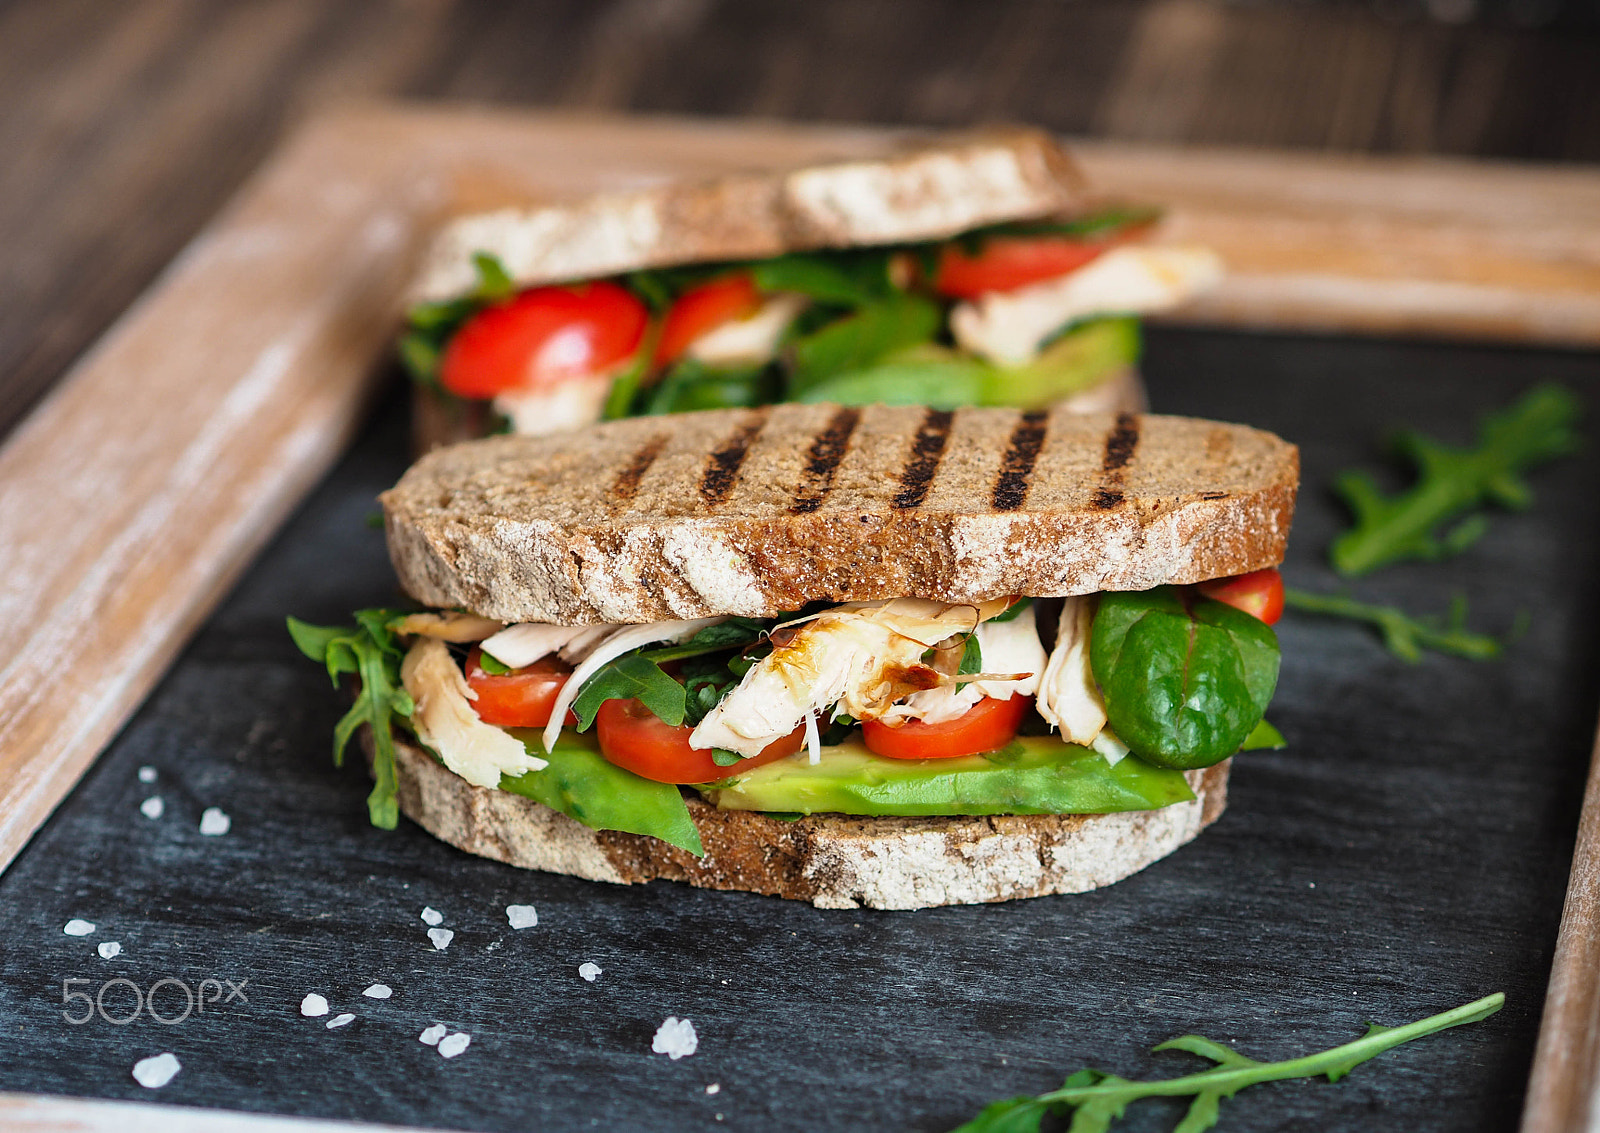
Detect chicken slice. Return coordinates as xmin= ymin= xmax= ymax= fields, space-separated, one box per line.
xmin=480 ymin=622 xmax=619 ymax=670
xmin=400 ymin=639 xmax=548 ymax=789
xmin=691 ymin=598 xmax=1011 ymax=756
xmin=686 ymin=293 xmax=807 ymax=366
xmin=951 ymin=246 xmax=1224 ymax=365
xmin=880 ymin=603 xmax=1047 ymax=725
xmin=1035 ymin=596 xmax=1108 ymax=747
xmin=394 ymin=611 xmax=504 ymax=643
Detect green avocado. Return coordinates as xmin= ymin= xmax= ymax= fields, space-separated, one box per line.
xmin=698 ymin=734 xmax=1195 ymax=817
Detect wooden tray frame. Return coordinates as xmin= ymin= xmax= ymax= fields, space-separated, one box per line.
xmin=1 ymin=104 xmax=1597 ymax=1133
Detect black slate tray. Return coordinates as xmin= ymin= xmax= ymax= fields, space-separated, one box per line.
xmin=2 ymin=327 xmax=1597 ymax=1132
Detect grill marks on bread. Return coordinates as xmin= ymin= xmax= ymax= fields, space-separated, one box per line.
xmin=790 ymin=407 xmax=862 ymax=514
xmin=1090 ymin=413 xmax=1141 ymax=510
xmin=699 ymin=408 xmax=771 ymax=507
xmin=893 ymin=408 xmax=955 ymax=510
xmin=608 ymin=433 xmax=670 ymax=507
xmin=991 ymin=410 xmax=1050 ymax=511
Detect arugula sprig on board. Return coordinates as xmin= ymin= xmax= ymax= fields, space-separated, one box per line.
xmin=286 ymin=610 xmax=414 ymax=829
xmin=953 ymin=993 xmax=1504 ymax=1133
xmin=1331 ymin=384 xmax=1581 ymax=576
xmin=1283 ymin=589 xmax=1502 ymax=663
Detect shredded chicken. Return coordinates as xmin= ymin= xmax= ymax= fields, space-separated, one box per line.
xmin=690 ymin=598 xmax=1011 ymax=756
xmin=880 ymin=604 xmax=1047 ymax=726
xmin=686 ymin=293 xmax=807 ymax=366
xmin=1035 ymin=596 xmax=1109 ymax=746
xmin=394 ymin=611 xmax=504 ymax=643
xmin=481 ymin=622 xmax=618 ymax=669
xmin=950 ymin=246 xmax=1224 ymax=365
xmin=401 ymin=639 xmax=548 ymax=788
xmin=492 ymin=374 xmax=613 ymax=436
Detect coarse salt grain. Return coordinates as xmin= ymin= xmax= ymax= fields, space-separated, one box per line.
xmin=98 ymin=942 xmax=122 ymax=959
xmin=652 ymin=1017 xmax=698 ymax=1060
xmin=63 ymin=919 xmax=95 ymax=937
xmin=363 ymin=984 xmax=392 ymax=999
xmin=300 ymin=993 xmax=329 ymax=1018
xmin=140 ymin=796 xmax=163 ymax=820
xmin=427 ymin=928 xmax=454 ymax=951
xmin=437 ymin=1032 xmax=471 ymax=1059
xmin=420 ymin=907 xmax=443 ymax=926
xmin=199 ymin=807 xmax=230 ymax=836
xmin=132 ymin=1052 xmax=181 ymax=1089
xmin=326 ymin=1013 xmax=355 ymax=1029
xmin=138 ymin=766 xmax=157 ymax=783
xmin=505 ymin=904 xmax=538 ymax=930
xmin=578 ymin=962 xmax=602 ymax=982
xmin=419 ymin=1024 xmax=447 ymax=1046
xmin=706 ymin=1083 xmax=721 ymax=1095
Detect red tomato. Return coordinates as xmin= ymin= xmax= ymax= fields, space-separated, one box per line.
xmin=595 ymin=697 xmax=804 ymax=784
xmin=932 ymin=226 xmax=1151 ymax=299
xmin=464 ymin=647 xmax=577 ymax=728
xmin=439 ymin=282 xmax=648 ymax=399
xmin=1197 ymin=568 xmax=1284 ymax=626
xmin=654 ymin=273 xmax=761 ymax=365
xmin=861 ymin=695 xmax=1032 ymax=760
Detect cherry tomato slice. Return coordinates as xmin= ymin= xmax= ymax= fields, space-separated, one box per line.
xmin=439 ymin=281 xmax=648 ymax=399
xmin=595 ymin=697 xmax=804 ymax=784
xmin=931 ymin=220 xmax=1155 ymax=299
xmin=654 ymin=272 xmax=761 ymax=366
xmin=1197 ymin=568 xmax=1284 ymax=626
xmin=861 ymin=695 xmax=1032 ymax=760
xmin=465 ymin=647 xmax=577 ymax=728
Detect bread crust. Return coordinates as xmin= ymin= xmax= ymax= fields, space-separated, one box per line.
xmin=391 ymin=736 xmax=1228 ymax=910
xmin=410 ymin=127 xmax=1089 ymax=304
xmin=383 ymin=404 xmax=1298 ymax=624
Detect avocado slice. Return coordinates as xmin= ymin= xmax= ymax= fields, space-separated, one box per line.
xmin=699 ymin=735 xmax=1195 ymax=817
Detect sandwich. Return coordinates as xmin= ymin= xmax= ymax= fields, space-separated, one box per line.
xmin=397 ymin=128 xmax=1221 ymax=451
xmin=292 ymin=403 xmax=1296 ymax=910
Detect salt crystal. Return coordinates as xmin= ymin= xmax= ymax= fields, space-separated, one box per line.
xmin=199 ymin=807 xmax=230 ymax=836
xmin=578 ymin=962 xmax=602 ymax=982
xmin=505 ymin=904 xmax=538 ymax=929
xmin=131 ymin=1052 xmax=180 ymax=1088
xmin=363 ymin=984 xmax=392 ymax=999
xmin=140 ymin=797 xmax=163 ymax=820
xmin=438 ymin=1032 xmax=471 ymax=1059
xmin=705 ymin=1083 xmax=721 ymax=1095
xmin=138 ymin=766 xmax=158 ymax=783
xmin=300 ymin=993 xmax=329 ymax=1017
xmin=326 ymin=1013 xmax=355 ymax=1029
xmin=420 ymin=907 xmax=443 ymax=926
xmin=427 ymin=927 xmax=454 ymax=951
xmin=419 ymin=1023 xmax=447 ymax=1046
xmin=63 ymin=919 xmax=95 ymax=937
xmin=98 ymin=942 xmax=122 ymax=959
xmin=652 ymin=1017 xmax=698 ymax=1060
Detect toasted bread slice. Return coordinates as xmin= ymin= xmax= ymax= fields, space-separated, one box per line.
xmin=390 ymin=736 xmax=1229 ymax=910
xmin=410 ymin=127 xmax=1089 ymax=304
xmin=383 ymin=403 xmax=1298 ymax=625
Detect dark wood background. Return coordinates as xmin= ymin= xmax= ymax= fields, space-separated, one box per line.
xmin=3 ymin=0 xmax=1598 ymax=443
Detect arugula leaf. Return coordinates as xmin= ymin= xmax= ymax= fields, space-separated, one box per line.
xmin=752 ymin=250 xmax=895 ymax=307
xmin=960 ymin=205 xmax=1165 ymax=248
xmin=476 ymin=650 xmax=511 ymax=675
xmin=786 ymin=293 xmax=941 ymax=397
xmin=397 ymin=252 xmax=517 ymax=388
xmin=641 ymin=357 xmax=775 ymax=415
xmin=1331 ymin=384 xmax=1581 ymax=576
xmin=570 ymin=654 xmax=688 ymax=730
xmin=989 ymin=598 xmax=1033 ymax=623
xmin=1091 ymin=588 xmax=1280 ymax=769
xmin=499 ymin=731 xmax=703 ymax=855
xmin=1283 ymin=588 xmax=1502 ymax=663
xmin=287 ymin=611 xmax=414 ymax=829
xmin=951 ymin=993 xmax=1504 ymax=1133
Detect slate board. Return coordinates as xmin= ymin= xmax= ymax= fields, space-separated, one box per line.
xmin=2 ymin=327 xmax=1597 ymax=1132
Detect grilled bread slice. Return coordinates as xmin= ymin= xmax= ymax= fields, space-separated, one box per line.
xmin=383 ymin=403 xmax=1298 ymax=625
xmin=389 ymin=735 xmax=1230 ymax=911
xmin=410 ymin=127 xmax=1089 ymax=304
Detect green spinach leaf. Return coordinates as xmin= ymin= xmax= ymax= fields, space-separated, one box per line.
xmin=786 ymin=293 xmax=941 ymax=397
xmin=752 ymin=250 xmax=894 ymax=307
xmin=1091 ymin=588 xmax=1279 ymax=769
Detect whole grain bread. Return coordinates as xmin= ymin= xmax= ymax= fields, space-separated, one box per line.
xmin=390 ymin=735 xmax=1229 ymax=911
xmin=382 ymin=403 xmax=1298 ymax=625
xmin=410 ymin=127 xmax=1089 ymax=304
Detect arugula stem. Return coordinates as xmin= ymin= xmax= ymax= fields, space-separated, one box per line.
xmin=1283 ymin=588 xmax=1501 ymax=663
xmin=1033 ymin=993 xmax=1503 ymax=1108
